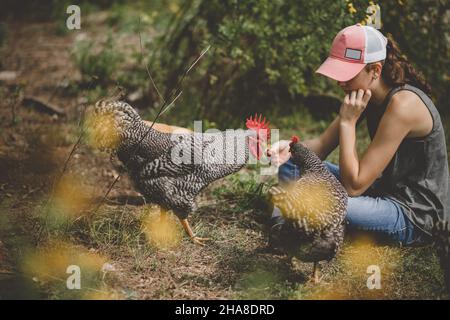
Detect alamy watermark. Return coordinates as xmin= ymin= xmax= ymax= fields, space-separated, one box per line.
xmin=167 ymin=122 xmax=280 ymax=177
xmin=66 ymin=5 xmax=81 ymax=30
xmin=366 ymin=265 xmax=381 ymax=289
xmin=66 ymin=265 xmax=81 ymax=290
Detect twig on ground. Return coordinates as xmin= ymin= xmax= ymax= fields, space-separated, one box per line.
xmin=38 ymin=76 xmax=100 ymax=239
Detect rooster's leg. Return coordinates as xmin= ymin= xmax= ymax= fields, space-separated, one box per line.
xmin=312 ymin=262 xmax=321 ymax=284
xmin=179 ymin=218 xmax=210 ymax=246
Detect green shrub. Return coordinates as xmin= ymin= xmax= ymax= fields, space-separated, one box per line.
xmin=153 ymin=0 xmax=369 ymax=122
xmin=381 ymin=0 xmax=448 ymax=111
xmin=152 ymin=0 xmax=448 ymax=122
xmin=0 ymin=23 xmax=6 ymax=48
xmin=73 ymin=35 xmax=123 ymax=84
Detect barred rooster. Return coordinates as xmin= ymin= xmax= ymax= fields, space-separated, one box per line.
xmin=433 ymin=220 xmax=450 ymax=294
xmin=89 ymin=99 xmax=270 ymax=245
xmin=268 ymin=136 xmax=348 ymax=283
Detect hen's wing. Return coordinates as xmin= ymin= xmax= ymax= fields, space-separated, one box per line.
xmin=141 ymin=131 xmax=248 ymax=183
xmin=135 ymin=131 xmax=250 ymax=217
xmin=137 ymin=175 xmax=197 ymax=218
xmin=269 ymin=173 xmax=346 ymax=234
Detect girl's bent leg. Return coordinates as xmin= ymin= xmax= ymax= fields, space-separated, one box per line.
xmin=278 ymin=159 xmax=301 ymax=183
xmin=346 ymin=196 xmax=415 ymax=245
xmin=273 ymin=160 xmax=422 ymax=246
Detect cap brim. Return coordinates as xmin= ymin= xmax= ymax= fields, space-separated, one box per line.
xmin=316 ymin=57 xmax=366 ymax=82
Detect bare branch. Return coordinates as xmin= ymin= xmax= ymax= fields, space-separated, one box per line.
xmin=160 ymin=90 xmax=182 ymax=116
xmin=186 ymin=45 xmax=211 ymax=75
xmin=93 ymin=43 xmax=211 ymax=214
xmin=160 ymin=44 xmax=211 ymax=116
xmin=44 ymin=76 xmax=97 ymax=208
xmin=138 ymin=17 xmax=165 ymax=104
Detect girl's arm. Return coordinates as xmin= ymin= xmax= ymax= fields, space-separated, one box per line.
xmin=339 ymin=90 xmax=414 ymax=196
xmin=303 ymin=116 xmax=341 ymax=160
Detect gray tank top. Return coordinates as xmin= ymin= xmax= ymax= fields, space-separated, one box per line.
xmin=365 ymin=84 xmax=450 ymax=236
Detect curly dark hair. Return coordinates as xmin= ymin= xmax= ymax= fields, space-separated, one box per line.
xmin=380 ymin=34 xmax=432 ymax=96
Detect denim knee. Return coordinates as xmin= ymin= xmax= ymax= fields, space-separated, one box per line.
xmin=345 ymin=196 xmax=423 ymax=246
xmin=278 ymin=160 xmax=339 ymax=183
xmin=278 ymin=159 xmax=300 ymax=183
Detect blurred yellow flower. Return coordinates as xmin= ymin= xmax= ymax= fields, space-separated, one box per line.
xmin=51 ymin=173 xmax=92 ymax=219
xmin=142 ymin=206 xmax=182 ymax=250
xmin=22 ymin=240 xmax=107 ymax=284
xmin=271 ymin=180 xmax=337 ymax=231
xmin=169 ymin=3 xmax=179 ymax=14
xmin=83 ymin=287 xmax=123 ymax=300
xmin=84 ymin=110 xmax=120 ymax=151
xmin=347 ymin=2 xmax=357 ymax=14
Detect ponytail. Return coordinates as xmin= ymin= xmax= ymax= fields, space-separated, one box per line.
xmin=381 ymin=34 xmax=432 ymax=96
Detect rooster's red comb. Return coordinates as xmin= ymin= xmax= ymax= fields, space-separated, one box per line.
xmin=245 ymin=113 xmax=271 ymax=140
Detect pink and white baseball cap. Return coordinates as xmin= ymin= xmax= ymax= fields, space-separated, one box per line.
xmin=316 ymin=24 xmax=388 ymax=82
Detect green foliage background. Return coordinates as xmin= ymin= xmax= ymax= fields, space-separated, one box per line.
xmin=2 ymin=0 xmax=447 ymax=126
xmin=145 ymin=0 xmax=448 ymax=125
xmin=151 ymin=0 xmax=367 ymax=123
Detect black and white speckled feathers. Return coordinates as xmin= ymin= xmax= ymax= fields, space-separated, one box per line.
xmin=92 ymin=99 xmax=262 ymax=220
xmin=269 ymin=142 xmax=348 ymax=263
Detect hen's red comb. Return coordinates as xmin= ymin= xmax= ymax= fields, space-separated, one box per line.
xmin=245 ymin=113 xmax=271 ymax=140
xmin=289 ymin=135 xmax=300 ymax=148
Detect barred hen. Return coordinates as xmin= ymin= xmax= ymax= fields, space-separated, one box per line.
xmin=433 ymin=220 xmax=450 ymax=294
xmin=89 ymin=99 xmax=270 ymax=245
xmin=268 ymin=136 xmax=348 ymax=283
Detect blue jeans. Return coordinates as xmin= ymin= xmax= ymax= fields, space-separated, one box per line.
xmin=273 ymin=159 xmax=423 ymax=246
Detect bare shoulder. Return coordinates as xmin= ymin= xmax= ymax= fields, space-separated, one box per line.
xmin=385 ymin=90 xmax=433 ymax=137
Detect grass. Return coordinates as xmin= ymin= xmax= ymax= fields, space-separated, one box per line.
xmin=1 ymin=100 xmax=446 ymax=299
xmin=72 ymin=35 xmax=124 ymax=85
xmin=55 ymin=167 xmax=447 ymax=299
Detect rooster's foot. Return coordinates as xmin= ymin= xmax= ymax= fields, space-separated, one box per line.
xmin=310 ymin=273 xmax=324 ymax=284
xmin=190 ymin=236 xmax=211 ymax=246
xmin=311 ymin=262 xmax=324 ymax=284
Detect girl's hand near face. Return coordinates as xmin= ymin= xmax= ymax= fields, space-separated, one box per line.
xmin=339 ymin=89 xmax=372 ymax=125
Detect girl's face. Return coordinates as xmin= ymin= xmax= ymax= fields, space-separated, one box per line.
xmin=337 ymin=63 xmax=382 ymax=94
